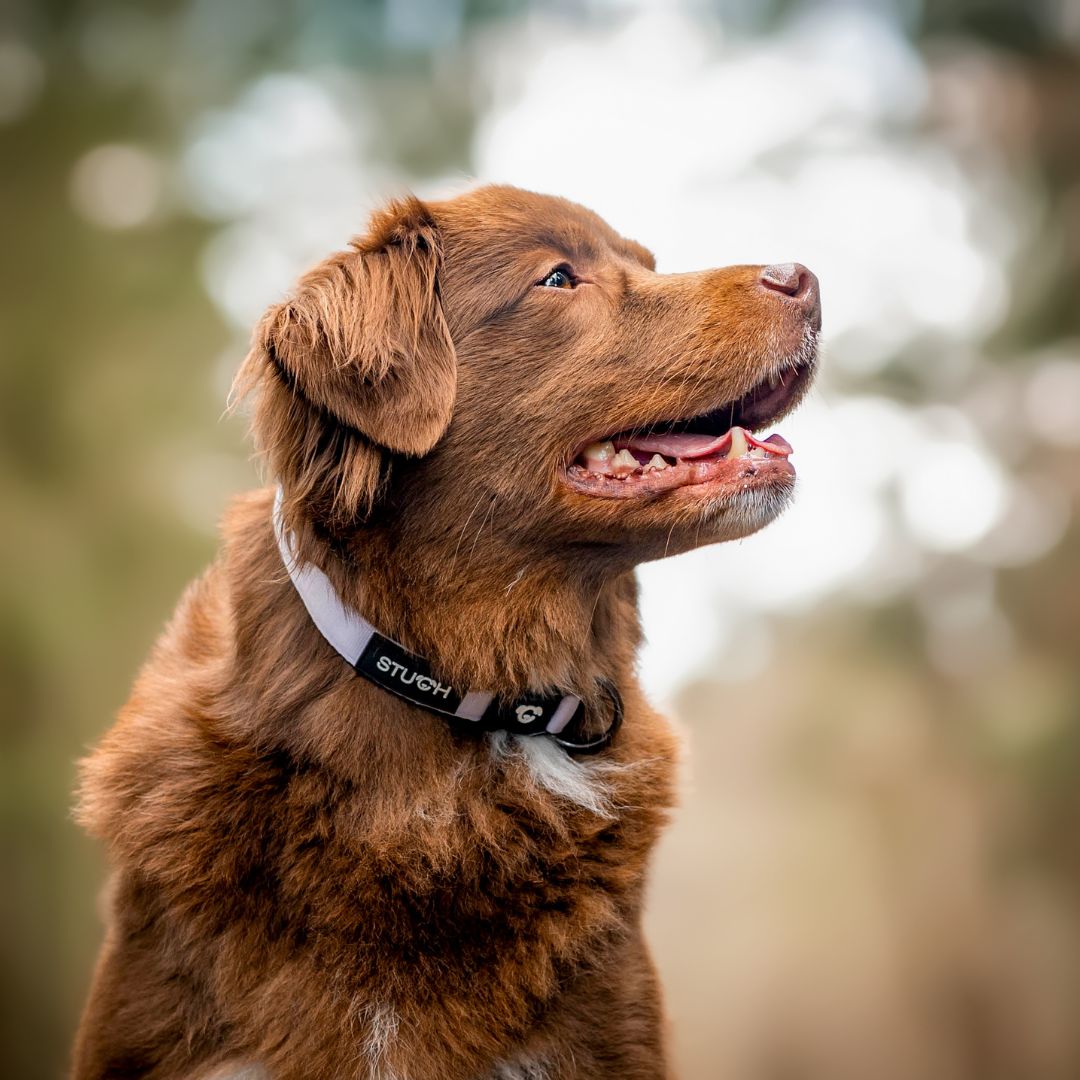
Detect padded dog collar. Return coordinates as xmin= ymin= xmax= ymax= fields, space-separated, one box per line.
xmin=272 ymin=490 xmax=621 ymax=754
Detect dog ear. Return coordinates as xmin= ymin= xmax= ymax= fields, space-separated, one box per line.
xmin=236 ymin=197 xmax=456 ymax=536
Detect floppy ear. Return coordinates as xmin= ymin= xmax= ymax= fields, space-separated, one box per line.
xmin=236 ymin=197 xmax=456 ymax=536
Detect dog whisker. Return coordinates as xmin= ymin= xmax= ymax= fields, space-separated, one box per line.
xmin=449 ymin=490 xmax=490 ymax=578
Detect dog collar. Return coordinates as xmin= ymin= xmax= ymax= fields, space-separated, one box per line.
xmin=272 ymin=490 xmax=621 ymax=753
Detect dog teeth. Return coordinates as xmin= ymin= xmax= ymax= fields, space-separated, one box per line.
xmin=644 ymin=454 xmax=668 ymax=472
xmin=582 ymin=440 xmax=616 ymax=474
xmin=728 ymin=427 xmax=749 ymax=458
xmin=611 ymin=449 xmax=640 ymax=477
xmin=748 ymin=447 xmax=768 ymax=458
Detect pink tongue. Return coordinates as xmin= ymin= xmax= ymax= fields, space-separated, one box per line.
xmin=616 ymin=428 xmax=794 ymax=459
xmin=616 ymin=432 xmax=731 ymax=459
xmin=760 ymin=433 xmax=793 ymax=455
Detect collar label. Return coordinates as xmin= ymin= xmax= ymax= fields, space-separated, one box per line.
xmin=357 ymin=634 xmax=464 ymax=714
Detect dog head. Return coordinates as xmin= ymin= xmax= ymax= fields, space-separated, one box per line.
xmin=240 ymin=185 xmax=819 ymax=568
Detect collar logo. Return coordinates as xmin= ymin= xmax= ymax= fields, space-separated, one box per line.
xmin=375 ymin=654 xmax=454 ymax=701
xmin=514 ymin=704 xmax=544 ymax=725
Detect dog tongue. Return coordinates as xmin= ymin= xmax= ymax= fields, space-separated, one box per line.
xmin=615 ymin=428 xmax=794 ymax=460
xmin=616 ymin=432 xmax=731 ymax=459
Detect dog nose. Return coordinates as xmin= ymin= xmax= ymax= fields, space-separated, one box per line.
xmin=759 ymin=262 xmax=820 ymax=327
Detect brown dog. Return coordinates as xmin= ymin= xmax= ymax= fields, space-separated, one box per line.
xmin=73 ymin=186 xmax=820 ymax=1079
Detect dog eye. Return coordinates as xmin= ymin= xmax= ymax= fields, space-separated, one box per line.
xmin=537 ymin=266 xmax=575 ymax=289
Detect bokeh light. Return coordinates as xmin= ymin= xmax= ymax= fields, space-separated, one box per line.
xmin=69 ymin=144 xmax=164 ymax=230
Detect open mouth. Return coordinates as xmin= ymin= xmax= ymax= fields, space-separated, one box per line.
xmin=564 ymin=358 xmax=814 ymax=499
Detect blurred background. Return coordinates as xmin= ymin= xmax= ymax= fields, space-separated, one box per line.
xmin=3 ymin=0 xmax=1080 ymax=1076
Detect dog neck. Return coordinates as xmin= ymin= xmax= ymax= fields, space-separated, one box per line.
xmin=285 ymin=503 xmax=641 ymax=700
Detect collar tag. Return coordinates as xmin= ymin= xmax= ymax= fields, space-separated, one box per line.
xmin=355 ymin=632 xmax=463 ymax=714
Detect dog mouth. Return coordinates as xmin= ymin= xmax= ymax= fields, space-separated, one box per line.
xmin=563 ymin=358 xmax=814 ymax=499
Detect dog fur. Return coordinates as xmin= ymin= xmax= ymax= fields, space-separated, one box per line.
xmin=73 ymin=186 xmax=818 ymax=1079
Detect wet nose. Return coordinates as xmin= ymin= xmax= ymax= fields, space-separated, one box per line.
xmin=759 ymin=262 xmax=820 ymax=324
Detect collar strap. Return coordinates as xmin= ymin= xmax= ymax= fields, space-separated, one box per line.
xmin=272 ymin=490 xmax=621 ymax=754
